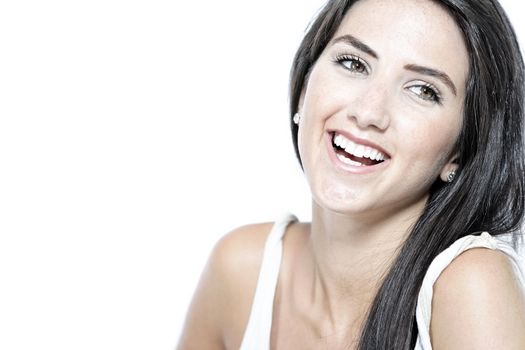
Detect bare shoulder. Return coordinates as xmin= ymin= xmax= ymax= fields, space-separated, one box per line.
xmin=430 ymin=247 xmax=525 ymax=350
xmin=214 ymin=222 xmax=276 ymax=272
xmin=177 ymin=222 xmax=274 ymax=350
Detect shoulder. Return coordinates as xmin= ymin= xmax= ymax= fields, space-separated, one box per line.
xmin=205 ymin=223 xmax=276 ymax=320
xmin=430 ymin=247 xmax=525 ymax=349
xmin=177 ymin=222 xmax=274 ymax=350
xmin=212 ymin=222 xmax=275 ymax=273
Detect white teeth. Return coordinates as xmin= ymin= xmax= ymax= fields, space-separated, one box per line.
xmin=345 ymin=141 xmax=356 ymax=155
xmin=354 ymin=145 xmax=365 ymax=158
xmin=334 ymin=134 xmax=343 ymax=147
xmin=333 ymin=133 xmax=386 ymax=161
xmin=337 ymin=153 xmax=364 ymax=166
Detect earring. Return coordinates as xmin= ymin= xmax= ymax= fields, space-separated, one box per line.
xmin=447 ymin=171 xmax=456 ymax=183
xmin=293 ymin=112 xmax=301 ymax=125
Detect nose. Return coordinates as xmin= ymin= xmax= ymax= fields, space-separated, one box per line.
xmin=346 ymin=82 xmax=391 ymax=131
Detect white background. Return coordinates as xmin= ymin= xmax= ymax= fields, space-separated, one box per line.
xmin=0 ymin=1 xmax=523 ymax=349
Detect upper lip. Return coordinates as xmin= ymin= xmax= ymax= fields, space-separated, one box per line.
xmin=329 ymin=129 xmax=391 ymax=159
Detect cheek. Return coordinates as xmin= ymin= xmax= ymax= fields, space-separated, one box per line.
xmin=302 ymin=65 xmax=350 ymax=119
xmin=297 ymin=71 xmax=334 ymax=160
xmin=399 ymin=113 xmax=461 ymax=171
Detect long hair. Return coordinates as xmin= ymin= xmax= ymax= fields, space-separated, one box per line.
xmin=289 ymin=0 xmax=525 ymax=348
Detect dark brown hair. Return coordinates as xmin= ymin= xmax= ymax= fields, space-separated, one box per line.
xmin=289 ymin=0 xmax=525 ymax=348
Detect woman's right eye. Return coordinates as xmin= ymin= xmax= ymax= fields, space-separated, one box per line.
xmin=335 ymin=55 xmax=368 ymax=74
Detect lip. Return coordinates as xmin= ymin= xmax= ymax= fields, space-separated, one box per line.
xmin=325 ymin=131 xmax=391 ymax=174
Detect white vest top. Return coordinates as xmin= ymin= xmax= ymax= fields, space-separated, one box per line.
xmin=239 ymin=214 xmax=525 ymax=350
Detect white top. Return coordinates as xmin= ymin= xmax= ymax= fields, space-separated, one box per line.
xmin=239 ymin=214 xmax=525 ymax=350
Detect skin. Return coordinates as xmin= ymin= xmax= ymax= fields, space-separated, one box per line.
xmin=178 ymin=0 xmax=525 ymax=349
xmin=298 ymin=0 xmax=466 ymax=220
xmin=431 ymin=248 xmax=525 ymax=349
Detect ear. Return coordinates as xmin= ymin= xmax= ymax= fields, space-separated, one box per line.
xmin=297 ymin=71 xmax=312 ymax=114
xmin=297 ymin=87 xmax=306 ymax=114
xmin=439 ymin=155 xmax=459 ymax=182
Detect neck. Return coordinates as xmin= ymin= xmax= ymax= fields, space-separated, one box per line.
xmin=299 ymin=198 xmax=427 ymax=334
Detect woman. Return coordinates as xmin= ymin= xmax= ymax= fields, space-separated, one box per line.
xmin=178 ymin=0 xmax=525 ymax=349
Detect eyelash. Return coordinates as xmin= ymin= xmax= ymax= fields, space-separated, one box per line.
xmin=334 ymin=53 xmax=443 ymax=105
xmin=334 ymin=54 xmax=369 ymax=74
xmin=408 ymin=84 xmax=443 ymax=104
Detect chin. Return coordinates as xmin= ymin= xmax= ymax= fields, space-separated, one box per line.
xmin=311 ymin=184 xmax=375 ymax=216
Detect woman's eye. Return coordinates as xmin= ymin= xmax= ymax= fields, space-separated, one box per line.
xmin=336 ymin=55 xmax=368 ymax=74
xmin=409 ymin=85 xmax=442 ymax=104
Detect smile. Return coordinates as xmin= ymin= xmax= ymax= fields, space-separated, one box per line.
xmin=330 ymin=132 xmax=389 ymax=167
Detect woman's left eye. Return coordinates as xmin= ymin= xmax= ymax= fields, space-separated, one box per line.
xmin=408 ymin=85 xmax=442 ymax=104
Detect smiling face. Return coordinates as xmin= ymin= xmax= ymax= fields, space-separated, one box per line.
xmin=297 ymin=0 xmax=469 ymax=218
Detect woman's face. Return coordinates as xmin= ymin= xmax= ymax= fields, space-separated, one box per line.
xmin=298 ymin=0 xmax=469 ymax=218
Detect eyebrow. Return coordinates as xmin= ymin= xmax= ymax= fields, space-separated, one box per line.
xmin=331 ymin=34 xmax=378 ymax=59
xmin=331 ymin=34 xmax=458 ymax=96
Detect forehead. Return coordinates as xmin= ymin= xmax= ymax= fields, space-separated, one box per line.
xmin=333 ymin=0 xmax=469 ymax=87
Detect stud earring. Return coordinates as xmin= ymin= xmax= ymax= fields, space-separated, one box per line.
xmin=293 ymin=112 xmax=301 ymax=125
xmin=447 ymin=171 xmax=456 ymax=183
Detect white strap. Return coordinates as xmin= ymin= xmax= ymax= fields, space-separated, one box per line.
xmin=239 ymin=214 xmax=297 ymax=350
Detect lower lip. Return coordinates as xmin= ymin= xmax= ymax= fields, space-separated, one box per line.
xmin=325 ymin=133 xmax=390 ymax=174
